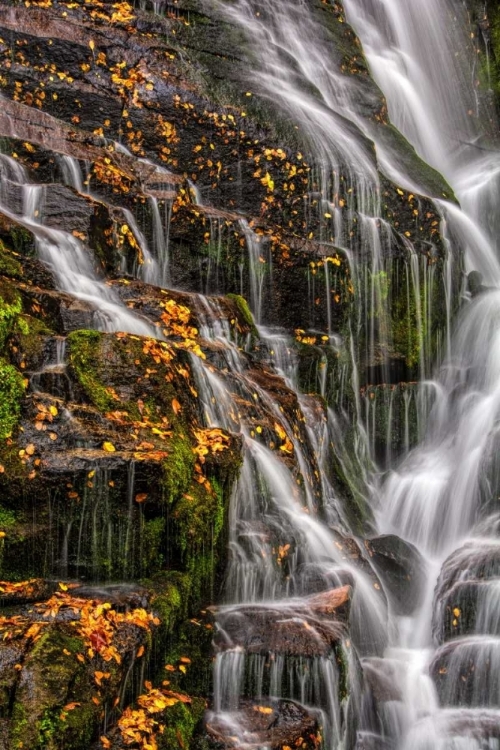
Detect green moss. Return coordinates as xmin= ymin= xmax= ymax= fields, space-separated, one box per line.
xmin=142 ymin=516 xmax=166 ymax=572
xmin=0 ymin=357 xmax=25 ymax=439
xmin=67 ymin=329 xmax=115 ymax=411
xmin=376 ymin=124 xmax=457 ymax=202
xmin=159 ymin=697 xmax=206 ymax=750
xmin=9 ymin=628 xmax=90 ymax=750
xmin=8 ymin=225 xmax=35 ymax=257
xmin=162 ymin=433 xmax=196 ymax=505
xmin=226 ymin=293 xmax=258 ymax=337
xmin=171 ymin=478 xmax=223 ymax=556
xmin=143 ymin=572 xmax=191 ymax=631
xmin=0 ymin=279 xmax=23 ymax=349
xmin=0 ymin=240 xmax=22 ymax=277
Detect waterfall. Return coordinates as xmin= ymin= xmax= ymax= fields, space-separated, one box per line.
xmin=196 ymin=0 xmax=500 ymax=748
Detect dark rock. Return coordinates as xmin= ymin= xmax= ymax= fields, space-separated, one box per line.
xmin=433 ymin=541 xmax=500 ymax=643
xmin=213 ymin=586 xmax=351 ymax=658
xmin=364 ymin=534 xmax=426 ymax=615
xmin=430 ymin=636 xmax=500 ymax=707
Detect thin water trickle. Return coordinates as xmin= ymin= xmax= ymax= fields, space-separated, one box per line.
xmin=0 ymin=153 xmax=157 ymax=336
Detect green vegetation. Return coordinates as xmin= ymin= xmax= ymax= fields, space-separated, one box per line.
xmin=227 ymin=293 xmax=258 ymax=336
xmin=67 ymin=330 xmax=116 ymax=411
xmin=0 ymin=359 xmax=25 ymax=439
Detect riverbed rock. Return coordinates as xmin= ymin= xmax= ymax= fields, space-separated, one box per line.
xmin=433 ymin=541 xmax=500 ymax=643
xmin=213 ymin=586 xmax=351 ymax=658
xmin=198 ymin=699 xmax=322 ymax=750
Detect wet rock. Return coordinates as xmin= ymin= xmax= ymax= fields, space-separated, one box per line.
xmin=213 ymin=586 xmax=350 ymax=658
xmin=364 ymin=534 xmax=426 ymax=615
xmin=361 ymin=657 xmax=404 ymax=703
xmin=199 ymin=699 xmax=321 ymax=750
xmin=430 ymin=636 xmax=500 ymax=707
xmin=15 ymin=283 xmax=96 ymax=333
xmin=355 ymin=733 xmax=393 ymax=750
xmin=404 ymin=709 xmax=500 ymax=749
xmin=0 ymin=578 xmax=57 ymax=606
xmin=433 ymin=541 xmax=500 ymax=643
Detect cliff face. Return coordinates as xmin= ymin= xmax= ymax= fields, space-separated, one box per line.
xmin=0 ymin=0 xmax=468 ymax=748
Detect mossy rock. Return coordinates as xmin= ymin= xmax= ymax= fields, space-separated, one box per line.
xmin=0 ymin=358 xmax=25 ymax=440
xmin=158 ymin=697 xmax=206 ymax=750
xmin=226 ymin=293 xmax=258 ymax=338
xmin=0 ymin=240 xmax=23 ymax=278
xmin=67 ymin=329 xmax=117 ymax=412
xmin=9 ymin=628 xmax=95 ymax=750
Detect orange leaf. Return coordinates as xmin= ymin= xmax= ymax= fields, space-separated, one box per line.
xmin=172 ymin=398 xmax=182 ymax=415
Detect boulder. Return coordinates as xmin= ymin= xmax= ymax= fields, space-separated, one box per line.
xmin=364 ymin=534 xmax=426 ymax=615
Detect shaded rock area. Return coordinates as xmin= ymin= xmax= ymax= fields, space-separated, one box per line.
xmin=364 ymin=535 xmax=426 ymax=615
xmin=433 ymin=541 xmax=500 ymax=643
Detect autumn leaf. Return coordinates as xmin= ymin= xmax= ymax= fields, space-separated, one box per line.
xmin=135 ymin=493 xmax=148 ymax=503
xmin=172 ymin=398 xmax=182 ymax=415
xmin=102 ymin=441 xmax=116 ymax=452
xmin=253 ymin=706 xmax=273 ymax=714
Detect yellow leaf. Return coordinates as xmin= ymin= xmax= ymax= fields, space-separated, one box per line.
xmin=89 ymin=40 xmax=95 ymax=51
xmin=49 ymin=405 xmax=58 ymax=416
xmin=253 ymin=706 xmax=273 ymax=714
xmin=102 ymin=441 xmax=116 ymax=452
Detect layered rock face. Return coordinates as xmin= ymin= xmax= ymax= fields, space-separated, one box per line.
xmin=0 ymin=0 xmax=481 ymax=748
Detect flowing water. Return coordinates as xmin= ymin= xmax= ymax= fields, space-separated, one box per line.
xmin=197 ymin=0 xmax=500 ymax=748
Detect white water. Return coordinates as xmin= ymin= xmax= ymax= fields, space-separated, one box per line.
xmin=343 ymin=0 xmax=500 ymax=746
xmin=0 ymin=155 xmax=157 ymax=336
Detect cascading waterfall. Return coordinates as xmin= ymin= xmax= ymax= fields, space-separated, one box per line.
xmin=195 ymin=0 xmax=500 ymax=748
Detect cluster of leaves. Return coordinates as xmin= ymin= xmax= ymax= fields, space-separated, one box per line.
xmin=192 ymin=428 xmax=230 ymax=463
xmin=104 ymin=683 xmax=191 ymax=750
xmin=93 ymin=158 xmax=134 ymax=195
xmin=274 ymin=422 xmax=294 ymax=455
xmin=159 ymin=297 xmax=205 ymax=360
xmin=35 ymin=591 xmax=159 ymax=663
